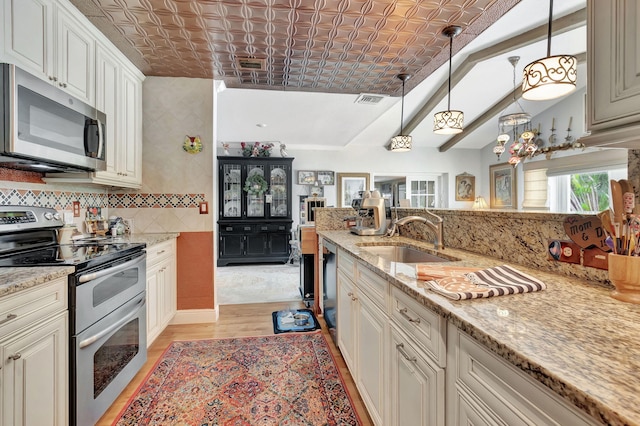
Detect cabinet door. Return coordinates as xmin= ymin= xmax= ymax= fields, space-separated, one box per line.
xmin=55 ymin=5 xmax=94 ymax=104
xmin=220 ymin=163 xmax=242 ymax=218
xmin=356 ymin=293 xmax=386 ymax=426
xmin=159 ymin=255 xmax=176 ymax=328
xmin=146 ymin=261 xmax=161 ymax=345
xmin=245 ymin=163 xmax=266 ymax=218
xmin=94 ymin=43 xmax=120 ymax=180
xmin=219 ymin=234 xmax=243 ymax=258
xmin=119 ymin=67 xmax=142 ymax=186
xmin=3 ymin=0 xmax=54 ymax=79
xmin=336 ymin=271 xmax=356 ymax=375
xmin=1 ymin=313 xmax=68 ymax=426
xmin=268 ymin=231 xmax=289 ymax=257
xmin=588 ymin=1 xmax=640 ymax=130
xmin=268 ymin=162 xmax=290 ymax=218
xmin=245 ymin=233 xmax=268 ymax=256
xmin=389 ymin=325 xmax=445 ymax=426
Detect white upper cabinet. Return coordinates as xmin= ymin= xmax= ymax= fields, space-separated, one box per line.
xmin=583 ymin=0 xmax=640 ymax=147
xmin=3 ymin=0 xmax=94 ymax=105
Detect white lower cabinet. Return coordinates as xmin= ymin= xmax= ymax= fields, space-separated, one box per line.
xmin=0 ymin=277 xmax=69 ymax=426
xmin=389 ymin=323 xmax=445 ymax=426
xmin=446 ymin=324 xmax=598 ymax=426
xmin=336 ymin=269 xmax=356 ymax=372
xmin=146 ymin=239 xmax=177 ymax=346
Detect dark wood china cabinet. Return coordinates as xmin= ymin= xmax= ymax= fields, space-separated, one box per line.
xmin=217 ymin=156 xmax=294 ymax=266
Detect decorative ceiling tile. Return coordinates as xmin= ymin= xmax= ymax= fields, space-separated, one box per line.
xmin=70 ymin=0 xmax=520 ymax=95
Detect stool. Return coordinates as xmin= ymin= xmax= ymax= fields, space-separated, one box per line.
xmin=287 ymin=238 xmax=301 ymax=265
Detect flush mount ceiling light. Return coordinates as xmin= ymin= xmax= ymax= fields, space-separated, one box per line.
xmin=390 ymin=73 xmax=412 ymax=152
xmin=522 ymin=0 xmax=577 ymax=101
xmin=434 ymin=25 xmax=464 ymax=135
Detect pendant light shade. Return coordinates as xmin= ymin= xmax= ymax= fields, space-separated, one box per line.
xmin=390 ymin=73 xmax=412 ymax=152
xmin=522 ymin=0 xmax=577 ymax=101
xmin=434 ymin=25 xmax=463 ymax=135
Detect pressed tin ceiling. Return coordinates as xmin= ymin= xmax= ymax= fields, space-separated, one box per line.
xmin=70 ymin=0 xmax=521 ymax=96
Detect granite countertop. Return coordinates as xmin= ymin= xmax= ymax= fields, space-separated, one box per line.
xmin=318 ymin=230 xmax=640 ymax=426
xmin=0 ymin=233 xmax=180 ymax=299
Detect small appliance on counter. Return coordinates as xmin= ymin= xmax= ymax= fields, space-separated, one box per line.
xmin=350 ymin=190 xmax=388 ymax=236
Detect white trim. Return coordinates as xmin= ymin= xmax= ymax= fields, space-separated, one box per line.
xmin=171 ymin=308 xmax=219 ymax=324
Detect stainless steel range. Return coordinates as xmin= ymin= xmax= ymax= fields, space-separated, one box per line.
xmin=0 ymin=205 xmax=147 ymax=426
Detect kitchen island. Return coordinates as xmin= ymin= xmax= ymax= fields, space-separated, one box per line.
xmin=318 ymin=229 xmax=640 ymax=426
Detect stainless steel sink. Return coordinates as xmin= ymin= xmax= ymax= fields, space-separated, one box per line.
xmin=358 ymin=245 xmax=451 ymax=263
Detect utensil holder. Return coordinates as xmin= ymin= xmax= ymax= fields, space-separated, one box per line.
xmin=609 ymin=254 xmax=640 ymax=303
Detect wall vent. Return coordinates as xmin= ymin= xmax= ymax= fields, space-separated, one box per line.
xmin=235 ymin=57 xmax=266 ymax=71
xmin=354 ymin=94 xmax=386 ymax=105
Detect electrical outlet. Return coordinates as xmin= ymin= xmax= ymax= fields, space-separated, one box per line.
xmin=199 ymin=202 xmax=208 ymax=214
xmin=72 ymin=201 xmax=80 ymax=217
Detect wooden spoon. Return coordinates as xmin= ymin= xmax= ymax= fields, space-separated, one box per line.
xmin=619 ymin=179 xmax=635 ymax=214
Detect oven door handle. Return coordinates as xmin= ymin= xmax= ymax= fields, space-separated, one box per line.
xmin=77 ymin=254 xmax=143 ymax=284
xmin=78 ymin=296 xmax=145 ymax=349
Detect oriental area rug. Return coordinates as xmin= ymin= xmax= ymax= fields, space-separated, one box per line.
xmin=112 ymin=332 xmax=361 ymax=425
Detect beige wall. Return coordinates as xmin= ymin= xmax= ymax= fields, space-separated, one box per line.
xmin=110 ymin=76 xmax=215 ymax=233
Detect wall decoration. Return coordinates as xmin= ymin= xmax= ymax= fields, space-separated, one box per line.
xmin=455 ymin=173 xmax=475 ymax=201
xmin=337 ymin=172 xmax=370 ymax=208
xmin=297 ymin=170 xmax=316 ymax=185
xmin=241 ymin=142 xmax=274 ymax=157
xmin=316 ymin=171 xmax=335 ymax=185
xmin=183 ymin=135 xmax=203 ymax=154
xmin=490 ymin=163 xmax=517 ymax=209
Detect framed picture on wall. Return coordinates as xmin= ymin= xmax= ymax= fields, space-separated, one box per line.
xmin=489 ymin=163 xmax=517 ymax=209
xmin=337 ymin=172 xmax=370 ymax=208
xmin=455 ymin=173 xmax=475 ymax=201
xmin=316 ymin=171 xmax=335 ymax=185
xmin=297 ymin=170 xmax=316 ymax=185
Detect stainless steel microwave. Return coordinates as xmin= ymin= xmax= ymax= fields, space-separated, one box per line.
xmin=0 ymin=63 xmax=106 ymax=172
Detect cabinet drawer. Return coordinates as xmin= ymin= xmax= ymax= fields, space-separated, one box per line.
xmin=449 ymin=327 xmax=597 ymax=426
xmin=256 ymin=223 xmax=289 ymax=232
xmin=146 ymin=238 xmax=175 ymax=266
xmin=356 ymin=263 xmax=388 ymax=312
xmin=219 ymin=224 xmax=254 ymax=233
xmin=337 ymin=248 xmax=356 ymax=277
xmin=0 ymin=277 xmax=68 ymax=338
xmin=390 ymin=286 xmax=446 ymax=368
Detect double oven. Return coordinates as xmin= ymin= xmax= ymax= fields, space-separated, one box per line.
xmin=0 ymin=206 xmax=147 ymax=426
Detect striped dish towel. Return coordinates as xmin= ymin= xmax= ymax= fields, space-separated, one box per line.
xmin=423 ymin=265 xmax=547 ymax=300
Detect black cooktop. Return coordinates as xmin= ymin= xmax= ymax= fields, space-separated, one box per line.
xmin=0 ymin=240 xmax=146 ymax=270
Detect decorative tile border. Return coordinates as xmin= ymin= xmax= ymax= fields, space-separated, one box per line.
xmin=0 ymin=188 xmax=206 ymax=209
xmin=108 ymin=193 xmax=205 ymax=208
xmin=0 ymin=188 xmax=108 ymax=209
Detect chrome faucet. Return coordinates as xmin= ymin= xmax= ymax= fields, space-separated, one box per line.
xmin=385 ymin=209 xmax=444 ymax=250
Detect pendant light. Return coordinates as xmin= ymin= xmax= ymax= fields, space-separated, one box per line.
xmin=390 ymin=73 xmax=412 ymax=152
xmin=434 ymin=25 xmax=463 ymax=135
xmin=522 ymin=0 xmax=577 ymax=100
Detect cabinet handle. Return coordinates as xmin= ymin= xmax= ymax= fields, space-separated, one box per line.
xmin=156 ymin=250 xmax=166 ymax=255
xmin=0 ymin=313 xmax=17 ymax=325
xmin=396 ymin=343 xmax=417 ymax=363
xmin=347 ymin=292 xmax=357 ymax=301
xmin=48 ymin=75 xmax=55 ymax=81
xmin=8 ymin=353 xmax=21 ymax=361
xmin=399 ymin=308 xmax=421 ymax=324
xmin=51 ymin=76 xmax=58 ymax=82
xmin=59 ymin=82 xmax=67 ymax=88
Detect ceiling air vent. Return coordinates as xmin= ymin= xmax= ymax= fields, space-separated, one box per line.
xmin=354 ymin=94 xmax=386 ymax=105
xmin=235 ymin=57 xmax=266 ymax=71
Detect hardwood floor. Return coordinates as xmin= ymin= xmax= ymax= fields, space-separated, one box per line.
xmin=96 ymin=301 xmax=374 ymax=425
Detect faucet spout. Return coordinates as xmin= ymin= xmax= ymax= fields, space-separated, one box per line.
xmin=384 ymin=212 xmax=444 ymax=250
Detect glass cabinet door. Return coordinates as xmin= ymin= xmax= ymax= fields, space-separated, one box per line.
xmin=269 ymin=164 xmax=288 ymax=217
xmin=222 ymin=163 xmax=241 ymax=218
xmin=245 ymin=164 xmax=266 ymax=218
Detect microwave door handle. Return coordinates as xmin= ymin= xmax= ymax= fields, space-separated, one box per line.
xmin=97 ymin=119 xmax=104 ymax=158
xmin=77 ymin=254 xmax=143 ymax=284
xmin=78 ymin=296 xmax=145 ymax=349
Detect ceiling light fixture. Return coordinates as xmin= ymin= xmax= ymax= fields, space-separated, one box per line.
xmin=522 ymin=0 xmax=577 ymax=101
xmin=494 ymin=56 xmax=532 ymax=159
xmin=390 ymin=73 xmax=412 ymax=152
xmin=434 ymin=25 xmax=464 ymax=135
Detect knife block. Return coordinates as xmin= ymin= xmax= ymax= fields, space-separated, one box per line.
xmin=609 ymin=254 xmax=640 ymax=303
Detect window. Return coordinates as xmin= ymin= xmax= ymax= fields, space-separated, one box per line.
xmin=408 ymin=178 xmax=438 ymax=208
xmin=549 ymin=167 xmax=627 ymax=213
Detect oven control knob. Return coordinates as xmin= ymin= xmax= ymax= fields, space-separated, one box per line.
xmin=44 ymin=212 xmax=53 ymax=220
xmin=53 ymin=213 xmax=61 ymax=220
